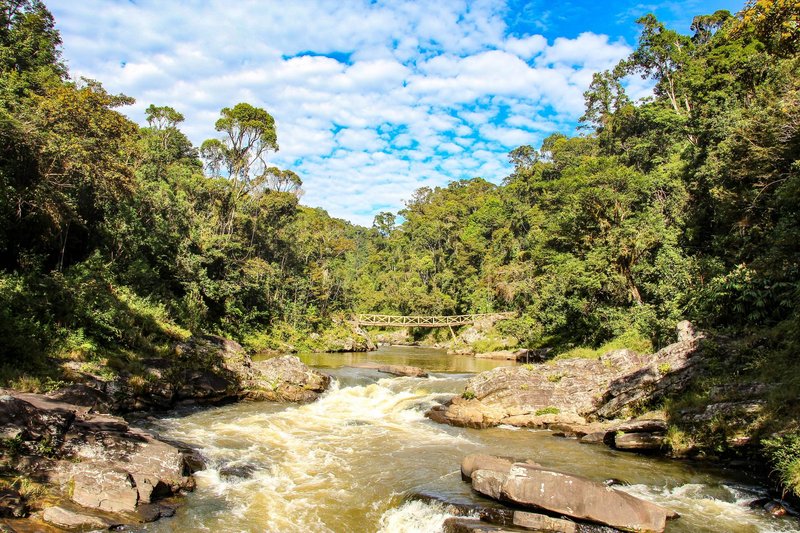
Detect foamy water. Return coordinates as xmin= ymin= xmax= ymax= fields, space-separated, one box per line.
xmin=138 ymin=347 xmax=799 ymax=533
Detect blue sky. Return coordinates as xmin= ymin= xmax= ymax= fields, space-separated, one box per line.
xmin=49 ymin=0 xmax=742 ymax=226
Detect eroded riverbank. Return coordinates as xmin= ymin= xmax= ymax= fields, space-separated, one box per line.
xmin=135 ymin=347 xmax=798 ymax=533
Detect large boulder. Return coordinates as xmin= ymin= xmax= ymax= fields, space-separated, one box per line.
xmin=427 ymin=323 xmax=708 ymax=430
xmin=248 ymin=355 xmax=331 ymax=402
xmin=471 ymin=463 xmax=677 ymax=532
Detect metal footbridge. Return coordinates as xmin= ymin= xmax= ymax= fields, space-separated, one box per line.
xmin=350 ymin=312 xmax=515 ymax=328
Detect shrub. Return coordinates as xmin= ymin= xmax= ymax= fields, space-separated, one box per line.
xmin=763 ymin=431 xmax=800 ymax=497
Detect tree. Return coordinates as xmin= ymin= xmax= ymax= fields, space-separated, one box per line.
xmin=264 ymin=166 xmax=302 ymax=196
xmin=627 ymin=14 xmax=694 ymax=117
xmin=200 ymin=103 xmax=280 ymax=234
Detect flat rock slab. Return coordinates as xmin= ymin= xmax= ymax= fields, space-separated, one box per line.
xmin=42 ymin=506 xmax=119 ymax=529
xmin=349 ymin=362 xmax=428 ymax=378
xmin=472 ymin=464 xmax=676 ymax=532
xmin=614 ymin=419 xmax=667 ymax=434
xmin=513 ymin=511 xmax=578 ymax=532
xmin=614 ymin=432 xmax=665 ymax=451
xmin=70 ymin=463 xmax=139 ymax=513
xmin=461 ymin=454 xmax=540 ymax=481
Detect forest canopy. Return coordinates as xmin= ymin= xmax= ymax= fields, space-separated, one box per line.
xmin=0 ymin=0 xmax=797 ymax=374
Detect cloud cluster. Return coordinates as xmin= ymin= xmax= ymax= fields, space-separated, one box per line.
xmin=50 ymin=0 xmax=636 ymax=226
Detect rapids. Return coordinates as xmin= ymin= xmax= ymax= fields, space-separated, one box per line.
xmin=139 ymin=347 xmax=799 ymax=533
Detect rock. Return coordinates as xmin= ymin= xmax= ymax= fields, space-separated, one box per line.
xmin=513 ymin=511 xmax=578 ymax=532
xmin=0 ymin=389 xmax=204 ymax=530
xmin=764 ymin=500 xmax=789 ymax=517
xmin=443 ymin=518 xmax=517 ymax=533
xmin=550 ymin=422 xmax=614 ymax=439
xmin=471 ymin=464 xmax=676 ymax=532
xmin=461 ymin=454 xmax=540 ymax=481
xmin=676 ymin=320 xmax=696 ymax=342
xmin=613 ymin=418 xmax=667 ymax=434
xmin=350 ymin=362 xmax=428 ymax=378
xmin=0 ymin=489 xmax=27 ymax=518
xmin=471 ymin=469 xmax=507 ymax=500
xmin=219 ymin=463 xmax=258 ymax=479
xmin=47 ymin=384 xmax=114 ymax=414
xmin=408 ymin=492 xmax=515 ymax=526
xmin=474 ymin=351 xmax=518 ymax=360
xmin=580 ymin=431 xmax=613 ymax=445
xmin=70 ymin=463 xmax=139 ymax=513
xmin=0 ymin=393 xmax=75 ymax=447
xmin=614 ymin=432 xmax=665 ymax=451
xmin=425 ymin=396 xmax=506 ymax=429
xmin=593 ymin=335 xmax=705 ymax=420
xmin=424 ymin=346 xmax=654 ymax=429
xmin=42 ymin=506 xmax=118 ymax=529
xmin=249 ymin=355 xmax=331 ymax=402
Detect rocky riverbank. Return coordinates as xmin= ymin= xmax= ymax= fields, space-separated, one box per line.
xmin=0 ymin=338 xmax=332 ymax=531
xmin=426 ymin=322 xmax=775 ymax=465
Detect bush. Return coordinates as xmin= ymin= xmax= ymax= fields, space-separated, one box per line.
xmin=763 ymin=431 xmax=800 ymax=496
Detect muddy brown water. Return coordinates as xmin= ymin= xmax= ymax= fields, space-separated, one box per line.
xmin=138 ymin=346 xmax=798 ymax=532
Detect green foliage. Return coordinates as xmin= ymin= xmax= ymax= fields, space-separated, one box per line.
xmin=555 ymin=330 xmax=654 ymax=361
xmin=535 ymin=406 xmax=560 ymax=416
xmin=763 ymin=431 xmax=800 ymax=496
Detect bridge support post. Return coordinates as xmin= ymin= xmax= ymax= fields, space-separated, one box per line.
xmin=448 ymin=324 xmax=457 ymax=344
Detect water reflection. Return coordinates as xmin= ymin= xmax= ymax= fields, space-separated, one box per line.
xmin=291 ymin=345 xmax=517 ymax=373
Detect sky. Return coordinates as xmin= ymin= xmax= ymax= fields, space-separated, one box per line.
xmin=48 ymin=0 xmax=742 ymax=226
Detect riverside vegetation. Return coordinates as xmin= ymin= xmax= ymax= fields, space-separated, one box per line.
xmin=1 ymin=0 xmax=799 ymax=524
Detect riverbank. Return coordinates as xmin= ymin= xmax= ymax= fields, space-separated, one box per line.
xmin=2 ymin=331 xmax=797 ymax=531
xmin=0 ymin=341 xmax=332 ymax=530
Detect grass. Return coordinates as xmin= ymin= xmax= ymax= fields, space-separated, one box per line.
xmin=535 ymin=406 xmax=560 ymax=416
xmin=472 ymin=333 xmax=518 ymax=354
xmin=554 ymin=330 xmax=654 ymax=361
xmin=763 ymin=431 xmax=800 ymax=496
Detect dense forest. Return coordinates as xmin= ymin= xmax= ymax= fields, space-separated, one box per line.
xmin=1 ymin=0 xmax=798 ymax=490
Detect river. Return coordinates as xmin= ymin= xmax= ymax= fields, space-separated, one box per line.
xmin=139 ymin=346 xmax=798 ymax=532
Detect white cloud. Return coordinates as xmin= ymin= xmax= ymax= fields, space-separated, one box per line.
xmin=48 ymin=0 xmax=632 ymax=224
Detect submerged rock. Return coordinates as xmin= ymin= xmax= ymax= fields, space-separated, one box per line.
xmin=349 ymin=362 xmax=429 ymax=378
xmin=443 ymin=517 xmax=517 ymax=533
xmin=407 ymin=492 xmax=515 ymax=526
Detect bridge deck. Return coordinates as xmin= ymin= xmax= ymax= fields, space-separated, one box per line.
xmin=351 ymin=312 xmax=515 ymax=328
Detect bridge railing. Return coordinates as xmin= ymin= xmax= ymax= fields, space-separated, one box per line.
xmin=350 ymin=312 xmax=515 ymax=328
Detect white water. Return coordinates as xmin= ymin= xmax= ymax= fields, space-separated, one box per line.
xmin=138 ymin=348 xmax=800 ymax=533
